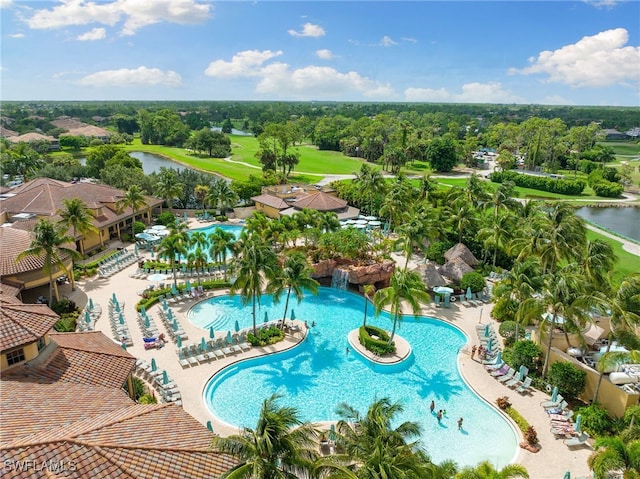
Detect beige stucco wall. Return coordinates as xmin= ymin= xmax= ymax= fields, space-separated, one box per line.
xmin=0 ymin=339 xmax=43 ymax=371
xmin=254 ymin=203 xmax=281 ymax=219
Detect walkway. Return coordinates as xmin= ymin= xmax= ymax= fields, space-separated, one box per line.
xmin=585 ymin=223 xmax=640 ymax=256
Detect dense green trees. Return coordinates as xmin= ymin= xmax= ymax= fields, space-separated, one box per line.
xmin=186 ymin=128 xmax=231 ymax=157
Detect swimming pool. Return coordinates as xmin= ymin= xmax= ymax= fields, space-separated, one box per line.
xmin=193 ymin=287 xmax=518 ymax=468
xmin=190 ymin=223 xmax=243 ymax=239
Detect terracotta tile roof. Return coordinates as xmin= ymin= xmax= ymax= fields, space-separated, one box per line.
xmin=0 ymin=294 xmax=59 ymax=351
xmin=6 ymin=132 xmax=56 ymax=143
xmin=0 ymin=282 xmax=22 ymax=297
xmin=293 ymin=191 xmax=347 ymax=211
xmin=1 ymin=178 xmax=162 ymax=229
xmin=0 ymin=126 xmax=18 ymax=137
xmin=0 ymin=226 xmax=71 ymax=276
xmin=251 ymin=194 xmax=290 ymax=210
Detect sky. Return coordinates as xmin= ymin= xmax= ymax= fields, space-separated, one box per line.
xmin=1 ymin=0 xmax=639 ymax=106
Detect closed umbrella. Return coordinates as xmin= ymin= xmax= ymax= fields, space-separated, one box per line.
xmin=151 ymin=358 xmax=157 ymax=371
xmin=201 ymin=337 xmax=207 ymax=351
xmin=234 ymin=320 xmax=240 ymax=333
xmin=518 ymin=365 xmax=527 ymax=381
xmin=112 ymin=292 xmax=117 ymax=302
xmin=264 ymin=311 xmax=269 ymax=323
xmin=574 ymin=414 xmax=582 ymax=433
xmin=167 ymin=309 xmax=174 ymax=320
xmin=550 ymin=386 xmax=559 ymax=403
xmin=486 ymin=337 xmax=493 ymax=353
xmin=88 ymin=298 xmax=94 ymax=310
xmin=206 ymin=421 xmax=213 ymax=432
xmin=290 ymin=309 xmax=296 ymax=321
xmin=144 ymin=316 xmax=150 ymax=328
xmin=226 ymin=330 xmax=233 ymax=344
xmin=176 ymin=335 xmax=182 ymax=348
xmin=209 ymin=326 xmax=215 ymax=339
xmin=140 ymin=304 xmax=146 ymax=316
xmin=134 ymin=243 xmax=139 ymax=255
xmin=466 ymin=286 xmax=473 ymax=300
xmin=162 ymin=370 xmax=169 ymax=385
xmin=114 ymin=301 xmax=120 ymax=313
xmin=121 ymin=342 xmax=127 ymax=350
xmin=484 ymin=324 xmax=490 ymax=337
xmin=119 ymin=312 xmax=125 ymax=325
xmin=563 ymin=472 xmax=570 ymax=479
xmin=186 ymin=280 xmax=191 ymax=290
xmin=162 ymin=298 xmax=169 ymax=310
xmin=85 ymin=310 xmax=91 ymax=324
xmin=172 ymin=318 xmax=179 ymax=331
xmin=493 ymin=351 xmax=502 ymax=365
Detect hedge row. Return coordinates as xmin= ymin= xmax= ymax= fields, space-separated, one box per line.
xmin=489 ymin=171 xmax=586 ymax=195
xmin=358 ymin=325 xmax=395 ymax=355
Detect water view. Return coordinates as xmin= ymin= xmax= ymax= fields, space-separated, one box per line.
xmin=129 ymin=151 xmax=186 ymax=174
xmin=576 ymin=206 xmax=640 ymax=241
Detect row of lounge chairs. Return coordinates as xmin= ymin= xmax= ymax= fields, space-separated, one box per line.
xmin=76 ymin=303 xmax=102 ymax=332
xmin=130 ymin=267 xmax=227 ymax=281
xmin=108 ymin=298 xmax=133 ymax=347
xmin=98 ymin=249 xmax=138 ymax=278
xmin=157 ymin=308 xmax=188 ymax=343
xmin=176 ymin=335 xmax=251 ymax=368
xmin=541 ymin=395 xmax=591 ymax=448
xmin=135 ymin=311 xmax=159 ymax=338
xmin=134 ymin=359 xmax=182 ymax=406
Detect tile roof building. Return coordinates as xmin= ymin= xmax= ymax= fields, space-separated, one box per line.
xmin=252 ymin=185 xmax=359 ymax=220
xmin=0 ymin=291 xmax=236 ymax=478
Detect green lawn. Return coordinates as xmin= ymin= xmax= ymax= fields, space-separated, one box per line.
xmin=586 ymin=229 xmax=640 ymax=285
xmin=599 ymin=141 xmax=640 ymax=157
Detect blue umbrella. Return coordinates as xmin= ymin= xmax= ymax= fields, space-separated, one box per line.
xmin=234 ymin=320 xmax=240 ymax=333
xmin=176 ymin=335 xmax=182 ymax=348
xmin=134 ymin=243 xmax=139 ymax=255
xmin=206 ymin=421 xmax=213 ymax=432
xmin=88 ymin=298 xmax=94 ymax=310
xmin=484 ymin=324 xmax=490 ymax=337
xmin=263 ymin=311 xmax=269 ymax=323
xmin=518 ymin=365 xmax=526 ymax=381
xmin=486 ymin=337 xmax=493 ymax=353
xmin=114 ymin=301 xmax=120 ymax=313
xmin=151 ymin=358 xmax=157 ymax=371
xmin=144 ymin=316 xmax=150 ymax=328
xmin=121 ymin=342 xmax=127 ymax=350
xmin=183 ymin=212 xmax=188 ymax=221
xmin=112 ymin=292 xmax=117 ymax=302
xmin=119 ymin=312 xmax=125 ymax=325
xmin=290 ymin=309 xmax=296 ymax=321
xmin=201 ymin=337 xmax=207 ymax=351
xmin=209 ymin=326 xmax=215 ymax=339
xmin=493 ymin=351 xmax=503 ymax=365
xmin=466 ymin=286 xmax=473 ymax=300
xmin=550 ymin=386 xmax=559 ymax=403
xmin=85 ymin=310 xmax=91 ymax=324
xmin=162 ymin=298 xmax=169 ymax=310
xmin=226 ymin=330 xmax=233 ymax=344
xmin=140 ymin=304 xmax=146 ymax=316
xmin=172 ymin=318 xmax=179 ymax=331
xmin=186 ymin=280 xmax=191 ymax=290
xmin=574 ymin=414 xmax=582 ymax=433
xmin=167 ymin=309 xmax=174 ymax=320
xmin=162 ymin=370 xmax=169 ymax=385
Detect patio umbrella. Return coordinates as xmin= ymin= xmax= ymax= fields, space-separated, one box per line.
xmin=226 ymin=330 xmax=233 ymax=344
xmin=484 ymin=324 xmax=490 ymax=337
xmin=151 ymin=358 xmax=157 ymax=371
xmin=114 ymin=301 xmax=120 ymax=313
xmin=234 ymin=320 xmax=240 ymax=333
xmin=264 ymin=311 xmax=269 ymax=323
xmin=207 ymin=421 xmax=213 ymax=432
xmin=162 ymin=370 xmax=169 ymax=385
xmin=134 ymin=243 xmax=139 ymax=255
xmin=171 ymin=285 xmax=179 ymax=296
xmin=466 ymin=286 xmax=473 ymax=300
xmin=290 ymin=309 xmax=296 ymax=321
xmin=119 ymin=312 xmax=125 ymax=325
xmin=112 ymin=292 xmax=117 ymax=302
xmin=85 ymin=310 xmax=91 ymax=324
xmin=209 ymin=326 xmax=215 ymax=339
xmin=518 ymin=365 xmax=527 ymax=381
xmin=183 ymin=212 xmax=188 ymax=221
xmin=140 ymin=304 xmax=146 ymax=316
xmin=493 ymin=351 xmax=503 ymax=365
xmin=144 ymin=316 xmax=150 ymax=328
xmin=186 ymin=280 xmax=191 ymax=290
xmin=550 ymin=386 xmax=559 ymax=403
xmin=176 ymin=335 xmax=182 ymax=348
xmin=201 ymin=337 xmax=207 ymax=351
xmin=88 ymin=298 xmax=94 ymax=310
xmin=563 ymin=472 xmax=570 ymax=479
xmin=574 ymin=414 xmax=582 ymax=433
xmin=121 ymin=342 xmax=127 ymax=350
xmin=486 ymin=337 xmax=493 ymax=353
xmin=167 ymin=309 xmax=174 ymax=320
xmin=172 ymin=318 xmax=179 ymax=331
xmin=163 ymin=298 xmax=169 ymax=310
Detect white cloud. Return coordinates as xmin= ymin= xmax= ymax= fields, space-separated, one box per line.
xmin=204 ymin=49 xmax=394 ymax=99
xmin=0 ymin=0 xmax=13 ymax=8
xmin=25 ymin=0 xmax=211 ymax=36
xmin=205 ymin=50 xmax=283 ymax=78
xmin=288 ymin=22 xmax=325 ymax=38
xmin=8 ymin=33 xmax=24 ymax=38
xmin=77 ymin=66 xmax=183 ymax=87
xmin=315 ymin=49 xmax=333 ymax=60
xmin=509 ymin=28 xmax=640 ymax=88
xmin=583 ymin=0 xmax=618 ymax=8
xmin=379 ymin=35 xmax=398 ymax=47
xmin=405 ymin=82 xmax=524 ymax=103
xmin=77 ymin=27 xmax=106 ymax=41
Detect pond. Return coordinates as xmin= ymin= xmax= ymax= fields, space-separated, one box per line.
xmin=576 ymin=206 xmax=640 ymax=242
xmin=129 ymin=151 xmax=186 ymax=174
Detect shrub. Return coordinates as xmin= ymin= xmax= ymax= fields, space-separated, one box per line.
xmin=496 ymin=396 xmax=511 ymax=410
xmin=359 ymin=325 xmax=396 ymax=355
xmin=460 ymin=271 xmax=486 ymax=293
xmin=54 ymin=312 xmax=78 ymax=332
xmin=591 ymin=180 xmax=623 ymax=198
xmin=511 ymin=340 xmax=543 ymax=376
xmin=524 ymin=426 xmax=538 ymax=445
xmin=133 ymin=221 xmax=146 ymax=234
xmin=156 ymin=211 xmax=177 ymax=226
xmin=247 ymin=325 xmax=285 ymax=346
xmin=623 ymin=405 xmax=640 ymax=429
xmin=51 ymin=298 xmax=77 ymax=315
xmin=138 ymin=394 xmax=158 ymax=404
xmin=491 ymin=296 xmax=518 ymax=323
xmin=489 ymin=170 xmax=586 ymax=195
xmin=575 ymin=404 xmax=615 ymax=437
xmin=547 ymin=361 xmax=586 ymax=401
xmin=132 ymin=377 xmax=146 ymax=401
xmin=426 ymin=241 xmax=455 ymax=264
xmin=498 ymin=321 xmax=517 ymax=347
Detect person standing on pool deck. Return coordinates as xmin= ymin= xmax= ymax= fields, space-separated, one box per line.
xmin=430 ymin=400 xmax=435 ymax=413
xmin=471 ymin=344 xmax=477 ymax=360
xmin=437 ymin=410 xmax=443 ymax=423
xmin=458 ymin=417 xmax=463 ymax=430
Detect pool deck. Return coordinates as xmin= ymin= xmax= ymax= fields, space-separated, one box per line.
xmin=63 ymin=233 xmax=594 ymax=478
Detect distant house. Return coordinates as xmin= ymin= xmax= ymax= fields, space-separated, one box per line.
xmin=625 ymin=127 xmax=640 ymax=139
xmin=51 ymin=117 xmax=113 ymax=142
xmin=5 ymin=132 xmax=60 ymax=150
xmin=603 ymin=129 xmax=628 ymax=141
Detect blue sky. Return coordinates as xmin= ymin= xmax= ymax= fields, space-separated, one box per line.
xmin=1 ymin=0 xmax=639 ymax=106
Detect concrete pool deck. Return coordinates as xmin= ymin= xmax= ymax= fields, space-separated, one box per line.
xmin=64 ymin=239 xmax=593 ymax=478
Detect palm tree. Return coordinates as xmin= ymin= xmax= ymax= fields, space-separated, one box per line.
xmin=479 ymin=180 xmax=520 ymax=220
xmin=448 ymin=200 xmax=479 ymax=244
xmin=269 ymin=251 xmax=319 ymax=329
xmin=373 ymin=269 xmax=430 ymax=343
xmin=230 ymin=233 xmax=278 ymax=335
xmin=155 ymin=169 xmax=184 ymax=212
xmin=17 ymin=219 xmax=80 ymax=305
xmin=353 ymin=163 xmax=386 ymax=215
xmin=455 ymin=460 xmax=529 ymax=478
xmin=194 ymin=184 xmax=210 ymax=214
xmin=587 ymin=435 xmax=640 ymax=479
xmin=209 ymin=228 xmax=236 ymax=279
xmin=477 ymin=212 xmax=514 ymax=267
xmin=335 ymin=397 xmax=442 ymax=479
xmin=156 ymin=233 xmax=188 ymax=288
xmin=58 ymin=197 xmax=98 ymax=258
xmin=212 ymin=394 xmax=319 ymax=479
xmin=592 ymin=273 xmax=640 ymax=403
xmin=395 ymin=204 xmax=444 ymax=270
xmin=362 ymin=284 xmax=375 ymax=327
xmin=115 ymin=185 xmax=148 ymax=239
xmin=207 ymin=178 xmax=239 ymax=216
xmin=187 ymin=247 xmax=209 ymax=284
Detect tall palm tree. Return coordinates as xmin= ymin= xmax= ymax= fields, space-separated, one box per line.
xmin=592 ymin=273 xmax=640 ymax=403
xmin=352 ymin=163 xmax=386 ymax=215
xmin=335 ymin=397 xmax=442 ymax=479
xmin=155 ymin=169 xmax=184 ymax=212
xmin=448 ymin=200 xmax=479 ymax=244
xmin=362 ymin=284 xmax=375 ymax=327
xmin=477 ymin=212 xmax=514 ymax=267
xmin=194 ymin=184 xmax=210 ymax=213
xmin=395 ymin=204 xmax=444 ymax=270
xmin=187 ymin=247 xmax=209 ymax=284
xmin=479 ymin=180 xmax=520 ymax=220
xmin=207 ymin=177 xmax=239 ymax=216
xmin=230 ymin=233 xmax=278 ymax=335
xmin=156 ymin=233 xmax=188 ymax=288
xmin=212 ymin=394 xmax=319 ymax=479
xmin=209 ymin=228 xmax=236 ymax=279
xmin=17 ymin=219 xmax=80 ymax=305
xmin=373 ymin=269 xmax=430 ymax=343
xmin=115 ymin=185 xmax=148 ymax=239
xmin=587 ymin=435 xmax=640 ymax=479
xmin=455 ymin=460 xmax=529 ymax=479
xmin=58 ymin=197 xmax=98 ymax=257
xmin=269 ymin=251 xmax=319 ymax=329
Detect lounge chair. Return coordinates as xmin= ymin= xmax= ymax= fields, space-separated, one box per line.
xmin=515 ymin=377 xmax=533 ymax=394
xmin=546 ymin=400 xmax=568 ymax=414
xmin=176 ymin=350 xmax=190 ymax=368
xmin=485 ymin=361 xmax=505 ymax=372
xmin=490 ymin=365 xmax=510 ymax=377
xmin=540 ymin=394 xmax=564 ymax=408
xmin=505 ymin=375 xmax=524 ymax=388
xmin=549 ymin=410 xmax=574 ymax=423
xmin=564 ymin=432 xmax=590 ymax=448
xmin=497 ymin=368 xmax=516 ymax=383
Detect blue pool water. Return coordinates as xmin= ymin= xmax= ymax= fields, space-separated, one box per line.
xmin=192 ymin=287 xmax=518 ymax=468
xmin=190 ymin=223 xmax=243 ymax=239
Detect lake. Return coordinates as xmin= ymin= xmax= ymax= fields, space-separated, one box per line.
xmin=576 ymin=206 xmax=640 ymax=241
xmin=129 ymin=151 xmax=186 ymax=174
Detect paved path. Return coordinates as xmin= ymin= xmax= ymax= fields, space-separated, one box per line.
xmin=585 ymin=223 xmax=640 ymax=256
